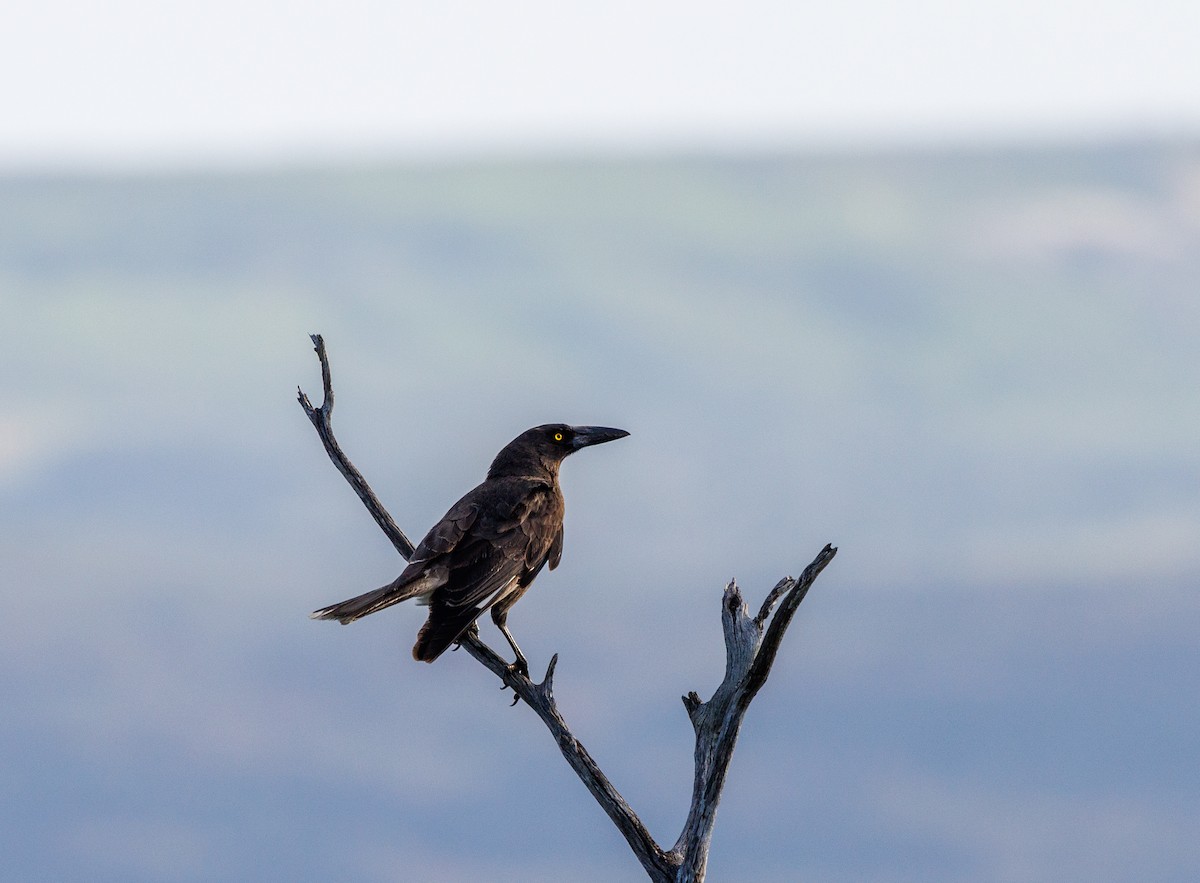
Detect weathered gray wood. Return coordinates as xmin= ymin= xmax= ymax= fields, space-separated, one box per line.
xmin=671 ymin=551 xmax=836 ymax=882
xmin=299 ymin=335 xmax=836 ymax=883
xmin=458 ymin=633 xmax=677 ymax=881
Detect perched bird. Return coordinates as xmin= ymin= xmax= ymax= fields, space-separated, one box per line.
xmin=311 ymin=423 xmax=629 ymax=674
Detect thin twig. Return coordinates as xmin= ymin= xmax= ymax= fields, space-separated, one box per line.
xmin=297 ymin=333 xmax=415 ymax=560
xmin=755 ymin=576 xmax=795 ymax=627
xmin=744 ymin=544 xmax=837 ymax=703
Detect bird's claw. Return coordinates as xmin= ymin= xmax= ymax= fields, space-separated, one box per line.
xmin=498 ymin=658 xmax=529 ymax=707
xmin=498 ymin=673 xmax=524 ymax=707
xmin=452 ymin=624 xmax=481 ymax=653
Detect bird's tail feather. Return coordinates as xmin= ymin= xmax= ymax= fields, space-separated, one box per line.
xmin=412 ymin=607 xmax=480 ymax=663
xmin=310 ymin=574 xmax=436 ymax=625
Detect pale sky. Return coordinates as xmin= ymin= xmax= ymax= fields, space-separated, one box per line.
xmin=4 ymin=0 xmax=1199 ymax=167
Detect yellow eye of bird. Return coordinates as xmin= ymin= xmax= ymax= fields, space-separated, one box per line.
xmin=554 ymin=432 xmax=564 ymax=441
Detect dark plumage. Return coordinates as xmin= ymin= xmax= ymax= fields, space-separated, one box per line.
xmin=310 ymin=423 xmax=629 ymax=672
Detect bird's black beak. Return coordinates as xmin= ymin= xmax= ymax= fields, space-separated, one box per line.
xmin=569 ymin=426 xmax=630 ymax=450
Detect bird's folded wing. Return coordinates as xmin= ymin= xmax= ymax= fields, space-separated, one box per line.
xmin=412 ymin=539 xmax=527 ymax=661
xmin=437 ymin=537 xmax=526 ymax=610
xmin=410 ymin=498 xmax=481 ymax=561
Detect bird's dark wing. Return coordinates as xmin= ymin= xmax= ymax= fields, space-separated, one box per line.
xmin=427 ymin=479 xmax=559 ymax=608
xmin=409 ymin=495 xmax=482 ymax=562
xmin=437 ymin=536 xmax=528 ymax=610
xmin=411 ymin=539 xmax=525 ymax=661
xmin=512 ymin=485 xmax=563 ymax=577
xmin=413 ymin=480 xmax=562 ymax=662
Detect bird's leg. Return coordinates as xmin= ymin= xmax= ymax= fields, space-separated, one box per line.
xmin=492 ymin=611 xmax=530 ymax=678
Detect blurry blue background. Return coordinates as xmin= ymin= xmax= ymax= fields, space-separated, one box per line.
xmin=3 ymin=3 xmax=1199 ymax=882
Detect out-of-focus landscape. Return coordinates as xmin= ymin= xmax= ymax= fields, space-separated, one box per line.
xmin=3 ymin=140 xmax=1198 ymax=881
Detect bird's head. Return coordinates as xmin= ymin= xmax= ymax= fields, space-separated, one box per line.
xmin=488 ymin=424 xmax=630 ymax=479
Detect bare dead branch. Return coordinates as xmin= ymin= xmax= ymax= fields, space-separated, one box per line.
xmin=297 ymin=333 xmax=415 ymax=560
xmin=670 ymin=545 xmax=837 ymax=881
xmin=298 ymin=335 xmax=836 ymax=883
xmin=458 ymin=633 xmax=677 ymax=881
xmin=755 ymin=576 xmax=795 ymax=627
xmin=744 ymin=546 xmax=837 ymax=703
